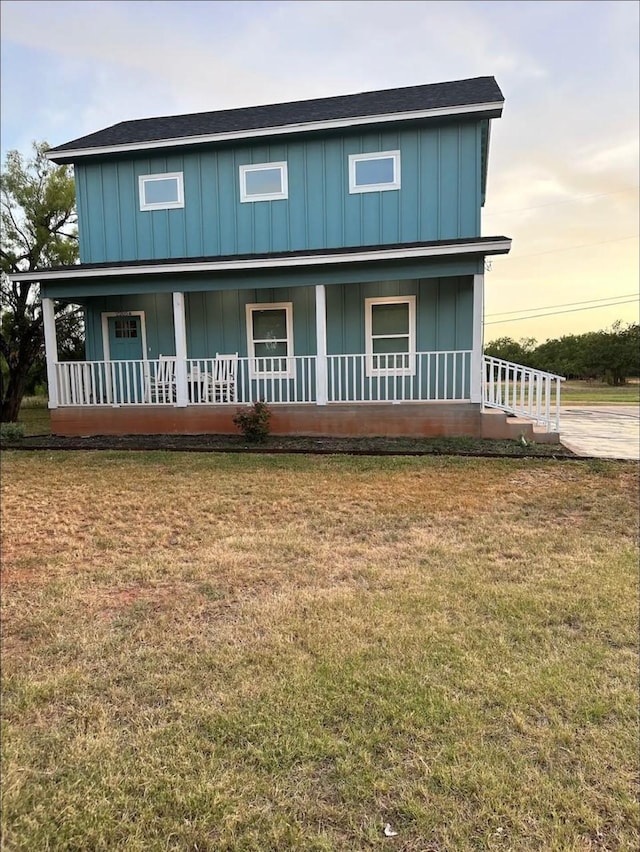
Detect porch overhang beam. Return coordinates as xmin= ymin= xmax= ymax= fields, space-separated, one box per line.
xmin=8 ymin=239 xmax=512 ymax=284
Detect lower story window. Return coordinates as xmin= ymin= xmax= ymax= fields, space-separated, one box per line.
xmin=365 ymin=296 xmax=416 ymax=375
xmin=246 ymin=302 xmax=294 ymax=377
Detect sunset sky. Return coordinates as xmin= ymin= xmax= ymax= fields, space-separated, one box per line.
xmin=1 ymin=0 xmax=638 ymax=343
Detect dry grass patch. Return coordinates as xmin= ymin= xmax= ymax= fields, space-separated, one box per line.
xmin=1 ymin=451 xmax=638 ymax=851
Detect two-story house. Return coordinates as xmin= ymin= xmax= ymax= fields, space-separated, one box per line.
xmin=12 ymin=76 xmax=563 ymax=438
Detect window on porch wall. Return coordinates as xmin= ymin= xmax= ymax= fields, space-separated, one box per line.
xmin=365 ymin=296 xmax=416 ymax=376
xmin=246 ymin=302 xmax=294 ymax=377
xmin=113 ymin=318 xmax=139 ymax=338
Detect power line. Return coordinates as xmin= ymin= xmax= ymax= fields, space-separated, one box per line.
xmin=484 ymin=187 xmax=639 ymax=216
xmin=503 ymin=234 xmax=638 ymax=261
xmin=485 ymin=298 xmax=639 ymax=325
xmin=486 ymin=292 xmax=639 ymax=318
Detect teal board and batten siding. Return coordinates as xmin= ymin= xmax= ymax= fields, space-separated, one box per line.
xmin=83 ymin=293 xmax=175 ymax=361
xmin=75 ymin=122 xmax=483 ymax=264
xmin=186 ymin=278 xmax=472 ymax=359
xmin=81 ymin=289 xmax=315 ymax=361
xmin=326 ymin=278 xmax=472 ymax=355
xmin=186 ymin=287 xmax=316 ymax=360
xmin=326 ymin=277 xmax=473 ymax=401
xmin=81 ymin=277 xmax=472 ymax=361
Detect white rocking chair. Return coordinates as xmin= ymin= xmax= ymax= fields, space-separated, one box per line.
xmin=213 ymin=353 xmax=238 ymax=403
xmin=148 ymin=355 xmax=177 ymax=403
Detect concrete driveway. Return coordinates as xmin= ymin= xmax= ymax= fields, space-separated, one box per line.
xmin=559 ymin=406 xmax=639 ymax=460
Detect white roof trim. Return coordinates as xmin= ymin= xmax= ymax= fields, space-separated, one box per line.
xmin=46 ymin=101 xmax=504 ymax=162
xmin=9 ymin=240 xmax=511 ymax=283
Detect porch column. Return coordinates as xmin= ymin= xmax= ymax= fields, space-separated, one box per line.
xmin=471 ymin=272 xmax=484 ymax=404
xmin=315 ymin=284 xmax=328 ymax=405
xmin=42 ymin=297 xmax=58 ymax=409
xmin=172 ymin=292 xmax=188 ymax=407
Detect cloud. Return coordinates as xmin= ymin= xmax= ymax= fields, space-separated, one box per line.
xmin=1 ymin=0 xmax=638 ymax=341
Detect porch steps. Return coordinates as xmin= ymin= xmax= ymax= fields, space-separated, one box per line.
xmin=481 ymin=409 xmax=560 ymax=444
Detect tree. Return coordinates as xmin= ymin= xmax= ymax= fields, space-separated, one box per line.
xmin=486 ymin=323 xmax=640 ymax=382
xmin=581 ymin=322 xmax=640 ymax=385
xmin=1 ymin=142 xmax=78 ymax=421
xmin=532 ymin=334 xmax=586 ymax=378
xmin=484 ymin=336 xmax=537 ymax=366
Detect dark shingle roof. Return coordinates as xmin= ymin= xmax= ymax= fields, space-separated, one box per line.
xmin=48 ymin=76 xmax=503 ymax=157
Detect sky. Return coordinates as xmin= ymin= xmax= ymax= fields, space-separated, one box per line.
xmin=1 ymin=0 xmax=638 ymax=343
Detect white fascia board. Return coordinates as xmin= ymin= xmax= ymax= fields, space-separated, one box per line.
xmin=9 ymin=240 xmax=511 ymax=283
xmin=45 ymin=101 xmax=504 ymax=162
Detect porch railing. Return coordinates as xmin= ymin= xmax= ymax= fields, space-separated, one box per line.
xmin=56 ymin=360 xmax=167 ymax=406
xmin=327 ymin=350 xmax=472 ymax=402
xmin=54 ymin=351 xmax=473 ymax=407
xmin=53 ymin=354 xmax=564 ymax=432
xmin=482 ymin=355 xmax=565 ymax=432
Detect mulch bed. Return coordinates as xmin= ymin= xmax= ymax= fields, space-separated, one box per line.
xmin=1 ymin=432 xmax=579 ymax=459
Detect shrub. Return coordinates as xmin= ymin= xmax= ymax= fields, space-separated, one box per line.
xmin=232 ymin=401 xmax=272 ymax=442
xmin=0 ymin=422 xmax=25 ymax=442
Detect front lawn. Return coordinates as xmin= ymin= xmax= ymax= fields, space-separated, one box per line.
xmin=1 ymin=452 xmax=638 ymax=850
xmin=561 ymin=380 xmax=640 ymax=405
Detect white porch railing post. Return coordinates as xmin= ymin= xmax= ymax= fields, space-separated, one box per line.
xmin=172 ymin=292 xmax=188 ymax=407
xmin=471 ymin=272 xmax=484 ymax=403
xmin=315 ymin=284 xmax=328 ymax=405
xmin=42 ymin=297 xmax=58 ymax=409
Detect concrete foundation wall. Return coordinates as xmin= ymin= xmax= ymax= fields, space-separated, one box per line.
xmin=49 ymin=403 xmax=557 ymax=442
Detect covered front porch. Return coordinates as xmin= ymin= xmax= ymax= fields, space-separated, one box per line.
xmin=25 ymin=238 xmax=561 ymax=439
xmin=41 ymin=270 xmax=485 ymax=426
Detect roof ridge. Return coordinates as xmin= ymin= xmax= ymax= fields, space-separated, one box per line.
xmin=104 ymin=76 xmax=499 ymax=129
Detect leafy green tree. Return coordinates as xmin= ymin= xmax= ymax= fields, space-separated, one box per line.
xmin=487 ymin=323 xmax=640 ymax=382
xmin=532 ymin=334 xmax=585 ymax=378
xmin=581 ymin=322 xmax=640 ymax=385
xmin=484 ymin=336 xmax=537 ymax=366
xmin=1 ymin=142 xmax=79 ymax=421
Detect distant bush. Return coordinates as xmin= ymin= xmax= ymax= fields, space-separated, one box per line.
xmin=0 ymin=422 xmax=25 ymax=442
xmin=233 ymin=401 xmax=272 ymax=442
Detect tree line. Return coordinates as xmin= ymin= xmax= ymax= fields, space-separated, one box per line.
xmin=485 ymin=322 xmax=640 ymax=384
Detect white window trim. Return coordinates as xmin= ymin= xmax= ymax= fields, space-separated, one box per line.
xmin=364 ymin=295 xmax=416 ymax=376
xmin=239 ymin=161 xmax=288 ymax=203
xmin=246 ymin=302 xmax=294 ymax=378
xmin=138 ymin=172 xmax=184 ymax=211
xmin=101 ymin=311 xmax=148 ymax=361
xmin=349 ymin=150 xmax=401 ymax=194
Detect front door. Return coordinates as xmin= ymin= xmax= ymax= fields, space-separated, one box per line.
xmin=108 ymin=315 xmax=144 ymax=361
xmin=106 ymin=315 xmax=145 ymax=403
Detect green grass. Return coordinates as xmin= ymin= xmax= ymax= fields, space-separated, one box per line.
xmin=17 ymin=398 xmax=51 ymax=436
xmin=561 ymin=380 xmax=640 ymax=405
xmin=1 ymin=452 xmax=638 ymax=850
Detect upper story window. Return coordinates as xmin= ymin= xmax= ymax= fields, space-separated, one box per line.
xmin=246 ymin=302 xmax=294 ymax=377
xmin=239 ymin=162 xmax=288 ymax=203
xmin=349 ymin=150 xmax=401 ymax=194
xmin=138 ymin=172 xmax=184 ymax=211
xmin=365 ymin=296 xmax=416 ymax=375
